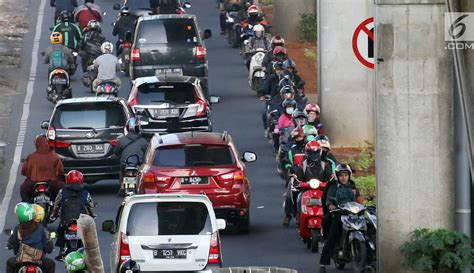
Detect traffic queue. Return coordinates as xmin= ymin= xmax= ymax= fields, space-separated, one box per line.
xmin=4 ymin=0 xmax=377 ymax=273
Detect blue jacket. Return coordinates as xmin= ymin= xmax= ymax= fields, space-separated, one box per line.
xmin=8 ymin=223 xmax=50 ymax=255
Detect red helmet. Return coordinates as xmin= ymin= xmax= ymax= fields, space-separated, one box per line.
xmin=271 ymin=36 xmax=285 ymax=48
xmin=305 ymin=140 xmax=321 ymax=152
xmin=247 ymin=5 xmax=259 ymax=15
xmin=273 ymin=46 xmax=287 ymax=56
xmin=291 ymin=127 xmax=305 ymax=139
xmin=66 ymin=170 xmax=84 ymax=185
xmin=304 ymin=103 xmax=321 ymax=115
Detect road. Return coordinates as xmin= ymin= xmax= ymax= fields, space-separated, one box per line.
xmin=0 ymin=0 xmax=344 ymax=272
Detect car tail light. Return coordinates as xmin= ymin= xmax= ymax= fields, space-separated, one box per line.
xmin=216 ymin=170 xmax=245 ymax=181
xmin=26 ymin=265 xmax=37 ymax=273
xmin=195 ymin=45 xmax=206 ymax=59
xmin=68 ymin=223 xmax=78 ymax=232
xmin=129 ymin=97 xmax=138 ymax=108
xmin=109 ymin=139 xmax=118 ymax=147
xmin=131 ymin=48 xmax=140 ymax=61
xmin=208 ymin=231 xmax=221 ymax=264
xmin=119 ymin=232 xmax=131 ymax=265
xmin=47 ymin=126 xmax=56 ymax=141
xmin=196 ymin=98 xmax=207 ymax=117
xmin=176 ymin=8 xmax=185 ymax=14
xmin=143 ymin=171 xmax=156 ymax=183
xmin=55 ymin=139 xmax=71 ymax=148
xmin=123 ymin=42 xmax=131 ymax=49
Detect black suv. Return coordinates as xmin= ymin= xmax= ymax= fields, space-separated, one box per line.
xmin=40 ymin=97 xmax=133 ymax=183
xmin=128 ymin=75 xmax=219 ymax=135
xmin=113 ymin=0 xmax=191 ymax=16
xmin=130 ymin=14 xmax=212 ymax=98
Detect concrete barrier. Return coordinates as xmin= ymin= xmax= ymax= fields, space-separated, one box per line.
xmin=272 ymin=0 xmax=315 ymax=41
xmin=212 ymin=267 xmax=297 ymax=273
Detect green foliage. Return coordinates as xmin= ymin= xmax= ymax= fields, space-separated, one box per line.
xmin=353 ymin=175 xmax=376 ymax=205
xmin=347 ymin=142 xmax=375 ymax=172
xmin=260 ymin=0 xmax=273 ymax=5
xmin=297 ymin=13 xmax=317 ymax=42
xmin=400 ymin=228 xmax=473 ymax=273
xmin=303 ymin=48 xmax=317 ymax=61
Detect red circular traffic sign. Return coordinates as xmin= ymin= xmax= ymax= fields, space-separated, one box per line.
xmin=352 ymin=17 xmax=374 ymax=69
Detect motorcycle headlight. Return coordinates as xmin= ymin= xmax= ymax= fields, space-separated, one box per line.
xmin=349 ymin=205 xmax=361 ymax=214
xmin=309 ymin=179 xmax=320 ymax=189
xmin=226 ymin=17 xmax=234 ymax=23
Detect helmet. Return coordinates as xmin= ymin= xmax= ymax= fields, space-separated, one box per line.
xmin=65 ymin=251 xmax=86 ymax=273
xmin=87 ymin=20 xmax=101 ymax=31
xmin=292 ymin=110 xmax=308 ymax=127
xmin=119 ymin=260 xmax=140 ymax=273
xmin=270 ymin=36 xmax=285 ymax=48
xmin=59 ymin=10 xmax=73 ymax=22
xmin=290 ymin=127 xmax=305 ymax=139
xmin=304 ymin=103 xmax=321 ymax=115
xmin=316 ymin=135 xmax=331 ymax=150
xmin=303 ymin=124 xmax=317 ymax=135
xmin=33 ymin=204 xmax=45 ymax=223
xmin=283 ymin=59 xmax=296 ymax=70
xmin=66 ymin=170 xmax=84 ymax=185
xmin=282 ymin=99 xmax=297 ymax=109
xmin=336 ymin=163 xmax=352 ymax=178
xmin=14 ymin=202 xmax=35 ymax=223
xmin=278 ymin=72 xmax=293 ymax=87
xmin=305 ymin=140 xmax=321 ymax=161
xmin=126 ymin=116 xmax=141 ymax=134
xmin=50 ymin=32 xmax=63 ymax=45
xmin=101 ymin=41 xmax=114 ymax=54
xmin=273 ymin=61 xmax=284 ymax=70
xmin=247 ymin=5 xmax=259 ymax=16
xmin=253 ymin=24 xmax=265 ymax=38
xmin=273 ymin=46 xmax=287 ymax=56
xmin=120 ymin=7 xmax=130 ymax=16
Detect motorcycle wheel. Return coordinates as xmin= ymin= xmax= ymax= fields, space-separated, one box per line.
xmin=335 ymin=262 xmax=345 ymax=270
xmin=231 ymin=30 xmax=239 ymax=48
xmin=351 ymin=240 xmax=368 ymax=273
xmin=311 ymin=228 xmax=320 ymax=253
xmin=252 ymin=77 xmax=263 ymax=92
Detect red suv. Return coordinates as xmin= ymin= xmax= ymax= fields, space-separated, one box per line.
xmin=136 ymin=131 xmax=257 ymax=233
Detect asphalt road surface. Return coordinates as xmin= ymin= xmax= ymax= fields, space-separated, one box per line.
xmin=0 ymin=0 xmax=346 ymax=272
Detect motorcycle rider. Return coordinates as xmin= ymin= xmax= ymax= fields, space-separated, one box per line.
xmin=50 ymin=0 xmax=78 ymax=24
xmin=64 ymin=250 xmax=86 ymax=273
xmin=258 ymin=61 xmax=285 ymax=100
xmin=244 ymin=24 xmax=271 ymax=68
xmin=292 ymin=110 xmax=308 ymax=128
xmin=262 ymin=36 xmax=285 ymax=72
xmin=242 ymin=5 xmax=265 ymax=28
xmin=114 ymin=116 xmax=148 ymax=196
xmin=319 ymin=164 xmax=361 ymax=273
xmin=218 ymin=0 xmax=250 ymax=35
xmin=6 ymin=202 xmax=55 ymax=273
xmin=50 ymin=170 xmax=96 ymax=260
xmin=303 ymin=124 xmax=318 ymax=142
xmin=273 ymin=98 xmax=297 ymax=153
xmin=266 ymin=46 xmax=288 ymax=74
xmin=89 ymin=41 xmax=121 ymax=92
xmin=112 ymin=7 xmax=137 ymax=56
xmin=79 ymin=20 xmax=105 ymax=73
xmin=20 ymin=135 xmax=65 ymax=204
xmin=73 ymin=0 xmax=103 ymax=30
xmin=280 ymin=127 xmax=306 ymax=187
xmin=52 ymin=10 xmax=83 ymax=52
xmin=282 ymin=59 xmax=305 ymax=97
xmin=304 ymin=103 xmax=326 ymax=135
xmin=43 ymin=32 xmax=75 ymax=75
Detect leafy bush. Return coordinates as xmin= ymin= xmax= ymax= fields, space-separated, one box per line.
xmin=260 ymin=0 xmax=273 ymax=5
xmin=401 ymin=228 xmax=473 ymax=273
xmin=303 ymin=48 xmax=316 ymax=61
xmin=297 ymin=13 xmax=317 ymax=42
xmin=347 ymin=142 xmax=375 ymax=172
xmin=354 ymin=175 xmax=376 ymax=206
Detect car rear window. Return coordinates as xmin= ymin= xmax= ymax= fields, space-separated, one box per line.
xmin=126 ymin=201 xmax=212 ymax=236
xmin=52 ymin=103 xmax=126 ymax=129
xmin=137 ymin=83 xmax=197 ymax=104
xmin=153 ymin=144 xmax=234 ymax=167
xmin=137 ymin=19 xmax=198 ymax=44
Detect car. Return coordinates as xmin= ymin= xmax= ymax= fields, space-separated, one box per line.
xmin=128 ymin=75 xmax=219 ymax=135
xmin=129 ymin=14 xmax=212 ymax=98
xmin=102 ymin=194 xmax=226 ymax=273
xmin=136 ymin=131 xmax=257 ymax=233
xmin=113 ymin=0 xmax=192 ymax=17
xmin=40 ymin=97 xmax=133 ymax=183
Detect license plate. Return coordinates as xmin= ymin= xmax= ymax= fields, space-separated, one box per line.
xmin=181 ymin=176 xmax=209 ymax=185
xmin=52 ymin=78 xmax=67 ymax=84
xmin=76 ymin=144 xmax=105 ymax=154
xmin=153 ymin=249 xmax=187 ymax=259
xmin=123 ymin=177 xmax=137 ymax=184
xmin=155 ymin=68 xmax=183 ymax=76
xmin=153 ymin=108 xmax=180 ymax=118
xmin=124 ymin=54 xmax=130 ymax=61
xmin=307 ymin=198 xmax=322 ymax=206
xmin=65 ymin=234 xmax=80 ymax=240
xmin=34 ymin=195 xmax=50 ymax=204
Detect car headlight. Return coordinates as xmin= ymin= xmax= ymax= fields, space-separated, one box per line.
xmin=309 ymin=179 xmax=320 ymax=189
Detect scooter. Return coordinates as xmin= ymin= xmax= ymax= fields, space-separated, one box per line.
xmin=96 ymin=81 xmax=118 ymax=97
xmin=32 ymin=182 xmax=54 ymax=226
xmin=122 ymin=155 xmax=141 ymax=196
xmin=117 ymin=31 xmax=132 ymax=76
xmin=296 ymin=178 xmax=327 ymax=253
xmin=47 ymin=68 xmax=72 ymax=103
xmin=60 ymin=219 xmax=83 ymax=259
xmin=248 ymin=47 xmax=267 ymax=91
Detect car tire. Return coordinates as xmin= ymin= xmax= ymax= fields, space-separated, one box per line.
xmin=236 ymin=212 xmax=250 ymax=234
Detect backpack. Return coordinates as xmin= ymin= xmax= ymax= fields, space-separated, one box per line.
xmin=50 ymin=47 xmax=68 ymax=69
xmin=60 ymin=187 xmax=88 ymax=225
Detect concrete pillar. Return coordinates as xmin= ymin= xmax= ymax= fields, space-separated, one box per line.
xmin=272 ymin=0 xmax=315 ymax=41
xmin=375 ymin=1 xmax=454 ymax=272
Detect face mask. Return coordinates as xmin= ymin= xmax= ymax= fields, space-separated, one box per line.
xmin=286 ymin=107 xmax=294 ymax=115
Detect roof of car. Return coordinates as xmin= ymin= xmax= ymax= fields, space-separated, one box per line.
xmin=138 ymin=14 xmax=196 ymax=22
xmin=123 ymin=193 xmax=212 ymax=205
xmin=133 ymin=76 xmax=197 ymax=87
xmin=153 ymin=131 xmax=232 ymax=146
xmin=57 ymin=96 xmax=125 ymax=105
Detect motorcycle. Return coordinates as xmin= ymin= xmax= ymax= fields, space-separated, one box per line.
xmin=32 ymin=182 xmax=53 ymax=226
xmin=70 ymin=51 xmax=78 ymax=76
xmin=296 ymin=178 xmax=326 ymax=253
xmin=60 ymin=219 xmax=83 ymax=259
xmin=122 ymin=155 xmax=141 ymax=196
xmin=247 ymin=47 xmax=267 ymax=91
xmin=117 ymin=31 xmax=132 ymax=76
xmin=96 ymin=81 xmax=118 ymax=97
xmin=331 ymin=201 xmax=372 ymax=273
xmin=47 ymin=68 xmax=72 ymax=103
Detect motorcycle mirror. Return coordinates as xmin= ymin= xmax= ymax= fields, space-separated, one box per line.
xmin=102 ymin=220 xmax=115 ymax=233
xmin=241 ymin=151 xmax=257 ymax=163
xmin=183 ymin=2 xmax=191 ymax=9
xmin=202 ymin=29 xmax=212 ymax=40
xmin=3 ymin=229 xmax=12 ymax=236
xmin=113 ymin=3 xmax=121 ymax=10
xmin=40 ymin=120 xmax=50 ymax=129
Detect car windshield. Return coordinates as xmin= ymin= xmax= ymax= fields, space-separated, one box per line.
xmin=137 ymin=19 xmax=198 ymax=44
xmin=137 ymin=82 xmax=197 ymax=104
xmin=126 ymin=201 xmax=212 ymax=236
xmin=52 ymin=103 xmax=126 ymax=129
xmin=153 ymin=145 xmax=235 ymax=167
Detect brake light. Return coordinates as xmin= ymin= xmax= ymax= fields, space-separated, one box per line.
xmin=119 ymin=232 xmax=131 ymax=265
xmin=217 ymin=170 xmax=245 ymax=181
xmin=208 ymin=231 xmax=221 ymax=264
xmin=143 ymin=171 xmax=155 ymax=183
xmin=109 ymin=139 xmax=118 ymax=147
xmin=196 ymin=98 xmax=207 ymax=117
xmin=26 ymin=265 xmax=37 ymax=273
xmin=36 ymin=185 xmax=46 ymax=193
xmin=55 ymin=139 xmax=71 ymax=148
xmin=129 ymin=97 xmax=138 ymax=108
xmin=47 ymin=126 xmax=56 ymax=140
xmin=131 ymin=48 xmax=140 ymax=61
xmin=123 ymin=42 xmax=131 ymax=49
xmin=68 ymin=223 xmax=78 ymax=232
xmin=176 ymin=8 xmax=185 ymax=14
xmin=195 ymin=45 xmax=206 ymax=59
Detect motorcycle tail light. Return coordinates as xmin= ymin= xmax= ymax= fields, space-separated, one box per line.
xmin=36 ymin=185 xmax=46 ymax=193
xmin=109 ymin=139 xmax=118 ymax=147
xmin=68 ymin=223 xmax=78 ymax=232
xmin=105 ymin=85 xmax=112 ymax=93
xmin=26 ymin=265 xmax=37 ymax=273
xmin=123 ymin=42 xmax=131 ymax=49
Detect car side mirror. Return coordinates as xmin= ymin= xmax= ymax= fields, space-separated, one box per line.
xmin=113 ymin=3 xmax=121 ymax=10
xmin=242 ymin=151 xmax=257 ymax=163
xmin=40 ymin=120 xmax=50 ymax=130
xmin=203 ymin=29 xmax=212 ymax=39
xmin=183 ymin=2 xmax=191 ymax=9
xmin=209 ymin=96 xmax=220 ymax=104
xmin=102 ymin=220 xmax=115 ymax=233
xmin=216 ymin=219 xmax=226 ymax=230
xmin=126 ymin=155 xmax=140 ymax=166
xmin=3 ymin=229 xmax=12 ymax=236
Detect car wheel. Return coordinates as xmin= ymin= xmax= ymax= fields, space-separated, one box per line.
xmin=236 ymin=212 xmax=250 ymax=234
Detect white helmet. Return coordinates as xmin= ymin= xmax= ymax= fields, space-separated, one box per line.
xmin=253 ymin=24 xmax=265 ymax=38
xmin=101 ymin=41 xmax=113 ymax=54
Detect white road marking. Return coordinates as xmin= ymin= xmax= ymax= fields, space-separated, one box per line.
xmin=0 ymin=0 xmax=46 ymax=231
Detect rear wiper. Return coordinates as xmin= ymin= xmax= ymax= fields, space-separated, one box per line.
xmin=67 ymin=127 xmax=97 ymax=133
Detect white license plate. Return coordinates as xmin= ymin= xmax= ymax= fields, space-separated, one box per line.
xmin=34 ymin=196 xmax=50 ymax=204
xmin=77 ymin=144 xmax=105 ymax=154
xmin=123 ymin=177 xmax=137 ymax=184
xmin=153 ymin=108 xmax=180 ymax=118
xmin=155 ymin=68 xmax=183 ymax=76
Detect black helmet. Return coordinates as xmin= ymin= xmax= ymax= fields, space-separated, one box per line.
xmin=279 ymin=85 xmax=294 ymax=95
xmin=125 ymin=116 xmax=141 ymax=134
xmin=336 ymin=163 xmax=352 ymax=179
xmin=59 ymin=10 xmax=73 ymax=22
xmin=282 ymin=99 xmax=297 ymax=109
xmin=119 ymin=260 xmax=140 ymax=273
xmin=273 ymin=61 xmax=284 ymax=70
xmin=283 ymin=59 xmax=296 ymax=70
xmin=292 ymin=110 xmax=308 ymax=127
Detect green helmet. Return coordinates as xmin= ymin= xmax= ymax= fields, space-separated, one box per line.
xmin=14 ymin=202 xmax=35 ymax=223
xmin=302 ymin=125 xmax=318 ymax=136
xmin=65 ymin=251 xmax=86 ymax=272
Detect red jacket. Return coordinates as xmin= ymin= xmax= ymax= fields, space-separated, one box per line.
xmin=74 ymin=3 xmax=103 ymax=29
